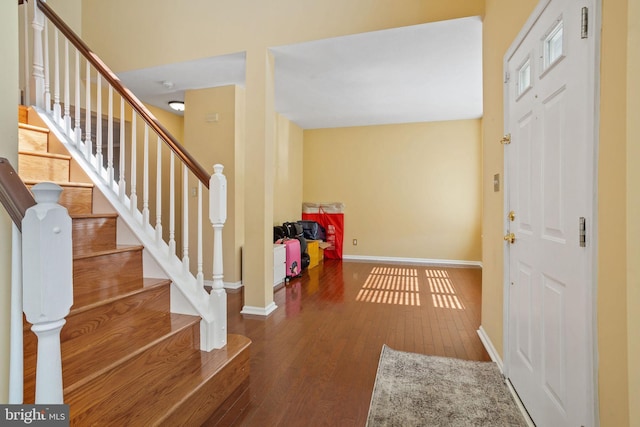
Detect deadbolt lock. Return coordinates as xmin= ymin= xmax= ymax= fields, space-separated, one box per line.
xmin=508 ymin=211 xmax=516 ymax=221
xmin=503 ymin=232 xmax=516 ymax=244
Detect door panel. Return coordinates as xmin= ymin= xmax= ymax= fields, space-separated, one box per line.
xmin=504 ymin=0 xmax=596 ymax=425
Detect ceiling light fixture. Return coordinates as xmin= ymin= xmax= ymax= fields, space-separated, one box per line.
xmin=168 ymin=101 xmax=185 ymax=112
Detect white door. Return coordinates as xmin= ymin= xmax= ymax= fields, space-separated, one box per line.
xmin=504 ymin=0 xmax=597 ymax=426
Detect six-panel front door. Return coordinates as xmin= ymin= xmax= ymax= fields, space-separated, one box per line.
xmin=504 ymin=0 xmax=596 ymax=425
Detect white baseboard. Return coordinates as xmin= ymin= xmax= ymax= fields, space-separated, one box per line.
xmin=477 ymin=327 xmax=535 ymax=426
xmin=240 ymin=302 xmax=277 ymax=317
xmin=224 ymin=280 xmax=243 ymax=290
xmin=342 ymin=255 xmax=482 ymax=268
xmin=202 ymin=279 xmax=243 ymax=290
xmin=477 ymin=326 xmax=503 ymax=372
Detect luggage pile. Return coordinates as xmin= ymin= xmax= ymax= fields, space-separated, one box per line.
xmin=273 ymin=220 xmax=325 ymax=279
xmin=273 ymin=203 xmax=344 ymax=280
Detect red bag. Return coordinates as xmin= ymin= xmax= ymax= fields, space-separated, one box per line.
xmin=302 ymin=203 xmax=344 ymax=259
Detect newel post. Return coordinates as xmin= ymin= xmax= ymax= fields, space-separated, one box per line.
xmin=22 ymin=183 xmax=73 ymax=403
xmin=201 ymin=164 xmax=227 ymax=351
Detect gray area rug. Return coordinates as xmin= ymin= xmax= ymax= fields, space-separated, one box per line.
xmin=366 ymin=345 xmax=528 ymax=427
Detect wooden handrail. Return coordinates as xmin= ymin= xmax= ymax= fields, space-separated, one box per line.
xmin=0 ymin=158 xmax=36 ymax=232
xmin=35 ymin=0 xmax=211 ymax=188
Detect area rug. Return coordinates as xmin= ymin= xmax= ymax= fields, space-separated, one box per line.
xmin=366 ymin=345 xmax=528 ymax=427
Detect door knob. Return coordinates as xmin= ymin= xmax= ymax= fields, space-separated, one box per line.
xmin=504 ymin=233 xmax=516 ymax=244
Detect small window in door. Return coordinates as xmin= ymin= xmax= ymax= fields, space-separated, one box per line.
xmin=517 ymin=57 xmax=532 ymax=97
xmin=542 ymin=18 xmax=564 ymax=71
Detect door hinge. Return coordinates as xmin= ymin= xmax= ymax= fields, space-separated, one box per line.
xmin=581 ymin=7 xmax=589 ymax=39
xmin=504 ymin=71 xmax=511 ymax=83
xmin=579 ymin=217 xmax=587 ymax=247
xmin=501 ymin=134 xmax=511 ymax=145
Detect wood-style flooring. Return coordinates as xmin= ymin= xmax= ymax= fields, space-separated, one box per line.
xmin=226 ymin=260 xmax=490 ymax=427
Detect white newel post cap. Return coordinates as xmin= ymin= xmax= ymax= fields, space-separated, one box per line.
xmin=209 ymin=164 xmax=227 ymax=224
xmin=22 ymin=183 xmax=74 ymax=324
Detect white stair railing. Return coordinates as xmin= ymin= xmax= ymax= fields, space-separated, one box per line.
xmin=19 ymin=0 xmax=227 ymax=355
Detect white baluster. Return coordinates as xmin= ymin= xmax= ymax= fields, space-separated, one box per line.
xmin=210 ymin=164 xmax=227 ymax=292
xmin=53 ymin=29 xmax=60 ymax=122
xmin=182 ymin=164 xmax=190 ymax=274
xmin=22 ymin=183 xmax=73 ymax=404
xmin=63 ymin=39 xmax=71 ymax=135
xmin=9 ymin=225 xmax=23 ymax=404
xmin=84 ymin=61 xmax=92 ymax=160
xmin=168 ymin=154 xmax=176 ymax=256
xmin=43 ymin=20 xmax=50 ymax=112
xmin=202 ymin=164 xmax=227 ymax=350
xmin=155 ymin=137 xmax=162 ymax=242
xmin=119 ymin=98 xmax=126 ymax=202
xmin=30 ymin=0 xmax=45 ymax=108
xmin=95 ymin=74 xmax=102 ymax=170
xmin=130 ymin=115 xmax=138 ymax=214
xmin=107 ymin=86 xmax=114 ymax=186
xmin=73 ymin=48 xmax=82 ymax=144
xmin=22 ymin=0 xmax=30 ymax=106
xmin=142 ymin=125 xmax=149 ymax=226
xmin=196 ymin=182 xmax=203 ymax=287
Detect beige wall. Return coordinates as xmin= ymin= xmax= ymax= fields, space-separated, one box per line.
xmin=628 ymin=0 xmax=640 ymax=423
xmin=274 ymin=114 xmax=303 ymax=225
xmin=599 ymin=0 xmax=630 ymax=425
xmin=184 ymin=85 xmax=243 ymax=283
xmin=80 ymin=0 xmax=484 ymax=74
xmin=303 ymin=120 xmax=482 ymax=262
xmin=0 ymin=0 xmax=18 ymax=403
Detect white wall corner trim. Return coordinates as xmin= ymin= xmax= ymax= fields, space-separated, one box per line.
xmin=241 ymin=302 xmax=278 ymax=317
xmin=477 ymin=326 xmax=504 ymax=372
xmin=342 ymin=255 xmax=482 ymax=268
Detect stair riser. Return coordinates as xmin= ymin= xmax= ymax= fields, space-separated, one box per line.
xmin=19 ymin=127 xmax=48 ymax=152
xmin=66 ymin=324 xmax=201 ymax=424
xmin=19 ymin=154 xmax=70 ymax=182
xmin=26 ymin=184 xmax=93 ymax=215
xmin=72 ymin=216 xmax=117 ymax=254
xmin=19 ymin=106 xmax=28 ymax=124
xmin=73 ymin=249 xmax=143 ymax=291
xmin=160 ymin=348 xmax=251 ymax=427
xmin=22 ymin=283 xmax=175 ymax=401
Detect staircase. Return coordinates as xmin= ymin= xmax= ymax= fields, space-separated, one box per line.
xmin=17 ymin=106 xmax=251 ymax=426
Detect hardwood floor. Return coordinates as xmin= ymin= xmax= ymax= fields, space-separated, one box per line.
xmin=226 ymin=260 xmax=490 ymax=427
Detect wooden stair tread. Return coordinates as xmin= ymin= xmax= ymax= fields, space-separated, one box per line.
xmin=71 ymin=213 xmax=119 ymax=220
xmin=23 ymin=179 xmax=94 ymax=188
xmin=19 ymin=150 xmax=71 ymax=160
xmin=66 ymin=334 xmax=251 ymax=426
xmin=71 ymin=277 xmax=168 ymax=314
xmin=18 ymin=122 xmax=49 ymax=134
xmin=73 ymin=244 xmax=143 ymax=260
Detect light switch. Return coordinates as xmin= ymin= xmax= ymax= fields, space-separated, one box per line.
xmin=493 ymin=174 xmax=500 ymax=192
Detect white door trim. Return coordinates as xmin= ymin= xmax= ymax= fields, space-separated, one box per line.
xmin=501 ymin=0 xmax=601 ymax=425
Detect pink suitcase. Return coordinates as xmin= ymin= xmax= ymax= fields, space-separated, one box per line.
xmin=283 ymin=238 xmax=301 ymax=278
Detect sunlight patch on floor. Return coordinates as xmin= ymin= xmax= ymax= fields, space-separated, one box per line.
xmin=426 ymin=270 xmax=465 ymax=309
xmin=356 ymin=267 xmax=420 ymax=306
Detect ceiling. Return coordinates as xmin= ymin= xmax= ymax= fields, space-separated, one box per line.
xmin=117 ymin=16 xmax=483 ymax=130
